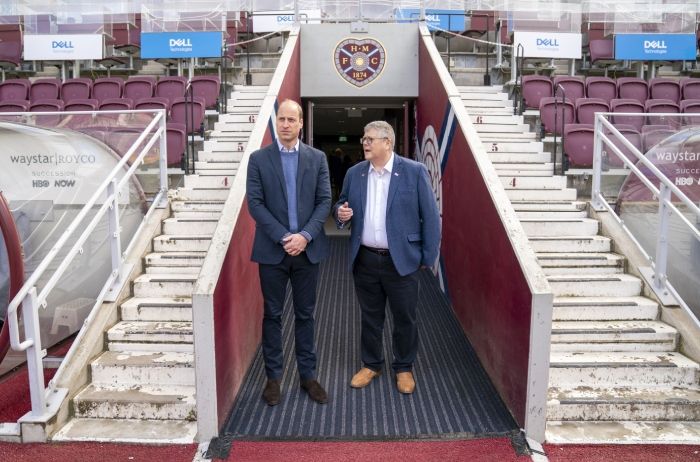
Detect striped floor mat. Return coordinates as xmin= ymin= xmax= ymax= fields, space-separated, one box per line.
xmin=224 ymin=238 xmax=517 ymax=439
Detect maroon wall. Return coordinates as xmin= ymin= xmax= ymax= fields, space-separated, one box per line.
xmin=213 ymin=34 xmax=301 ymax=430
xmin=417 ymin=38 xmax=532 ymax=425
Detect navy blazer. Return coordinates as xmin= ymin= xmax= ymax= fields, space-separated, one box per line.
xmin=333 ymin=155 xmax=441 ymax=276
xmin=247 ymin=142 xmax=331 ymax=265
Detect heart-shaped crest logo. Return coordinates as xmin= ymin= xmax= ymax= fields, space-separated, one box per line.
xmin=333 ymin=38 xmax=386 ymax=88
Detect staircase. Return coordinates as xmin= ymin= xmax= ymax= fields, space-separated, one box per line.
xmin=458 ymin=85 xmax=700 ymax=443
xmin=52 ymin=85 xmax=267 ymax=442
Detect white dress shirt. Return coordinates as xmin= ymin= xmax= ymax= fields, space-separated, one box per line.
xmin=361 ymin=153 xmax=394 ymax=249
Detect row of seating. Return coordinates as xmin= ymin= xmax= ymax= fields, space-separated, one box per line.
xmin=563 ymin=123 xmax=677 ymax=169
xmin=0 ymin=75 xmax=220 ymax=109
xmin=0 ymin=95 xmax=205 ymax=135
xmin=522 ymin=75 xmax=700 ymax=109
xmin=539 ymin=97 xmax=700 ymax=135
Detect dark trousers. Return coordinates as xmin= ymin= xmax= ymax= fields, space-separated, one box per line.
xmin=353 ymin=246 xmax=419 ymax=373
xmin=259 ymin=253 xmax=319 ymax=381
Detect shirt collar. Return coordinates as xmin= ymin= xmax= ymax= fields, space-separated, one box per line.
xmin=368 ymin=152 xmax=395 ymax=175
xmin=277 ymin=139 xmax=300 ymax=153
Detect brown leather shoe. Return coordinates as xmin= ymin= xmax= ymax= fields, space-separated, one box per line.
xmin=262 ymin=379 xmax=281 ymax=406
xmin=396 ymin=372 xmax=415 ymax=394
xmin=300 ymin=379 xmax=328 ymax=404
xmin=350 ymin=367 xmax=381 ymax=388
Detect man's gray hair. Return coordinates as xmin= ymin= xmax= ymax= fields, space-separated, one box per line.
xmin=364 ymin=120 xmax=395 ymax=148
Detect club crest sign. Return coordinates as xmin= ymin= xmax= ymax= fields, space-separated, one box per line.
xmin=334 ymin=38 xmax=386 ymax=87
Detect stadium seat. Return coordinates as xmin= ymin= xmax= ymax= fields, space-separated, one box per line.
xmin=585 ymin=76 xmax=616 ymax=104
xmin=553 ymin=76 xmax=585 ymax=103
xmin=124 ymin=76 xmax=156 ymax=101
xmin=603 ymin=125 xmax=642 ymax=168
xmin=589 ymin=39 xmax=618 ymax=73
xmin=61 ymin=78 xmax=93 ymax=104
xmin=30 ymin=99 xmax=64 ymax=127
xmin=29 ymin=78 xmax=61 ymax=102
xmin=155 ymin=76 xmax=188 ymax=107
xmin=0 ymin=24 xmax=22 ymax=70
xmin=563 ymin=123 xmax=595 ymax=168
xmin=92 ymin=77 xmax=125 ymax=104
xmin=170 ymin=96 xmax=205 ymax=135
xmin=190 ymin=76 xmax=221 ymax=110
xmin=135 ymin=96 xmax=170 ymax=115
xmin=521 ymin=75 xmax=553 ymax=110
xmin=641 ymin=125 xmax=675 ymax=152
xmin=0 ymin=100 xmax=30 ymax=112
xmin=649 ymin=78 xmax=681 ymax=104
xmin=616 ymin=77 xmax=648 ymax=104
xmin=539 ymin=97 xmax=575 ymax=136
xmin=64 ymin=99 xmax=99 ymax=112
xmin=575 ymin=98 xmax=609 ymax=125
xmin=644 ymin=99 xmax=680 ymax=127
xmin=610 ymin=98 xmax=645 ymax=132
xmin=166 ymin=122 xmax=187 ymax=166
xmin=0 ymin=78 xmax=30 ymax=101
xmin=680 ymin=78 xmax=700 ymax=101
xmin=100 ymin=98 xmax=134 ymax=111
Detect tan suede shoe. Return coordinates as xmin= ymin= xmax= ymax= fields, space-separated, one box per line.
xmin=396 ymin=371 xmax=415 ymax=394
xmin=350 ymin=367 xmax=381 ymax=388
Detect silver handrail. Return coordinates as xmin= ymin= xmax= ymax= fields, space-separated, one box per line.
xmin=592 ymin=112 xmax=700 ymax=330
xmin=4 ymin=109 xmax=167 ymax=418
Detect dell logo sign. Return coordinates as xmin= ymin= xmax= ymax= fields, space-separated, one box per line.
xmin=536 ymin=38 xmax=559 ymax=47
xmin=644 ymin=40 xmax=667 ymax=50
xmin=52 ymin=41 xmax=74 ymax=49
xmin=169 ymin=38 xmax=193 ymax=47
xmin=277 ymin=15 xmax=294 ymax=22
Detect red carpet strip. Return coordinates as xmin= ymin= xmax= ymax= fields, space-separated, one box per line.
xmin=225 ymin=438 xmax=531 ymax=462
xmin=0 ymin=442 xmax=198 ymax=462
xmin=544 ymin=444 xmax=700 ymax=462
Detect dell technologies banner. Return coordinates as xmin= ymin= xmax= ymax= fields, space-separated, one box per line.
xmin=514 ymin=31 xmax=582 ymax=59
xmin=615 ymin=34 xmax=696 ymax=61
xmin=141 ymin=31 xmax=223 ymax=58
xmin=395 ymin=9 xmax=465 ymax=32
xmin=24 ymin=34 xmax=104 ymax=60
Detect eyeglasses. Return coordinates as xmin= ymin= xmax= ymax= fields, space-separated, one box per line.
xmin=360 ymin=136 xmax=388 ymax=145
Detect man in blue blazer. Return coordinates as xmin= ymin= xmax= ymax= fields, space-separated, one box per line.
xmin=334 ymin=120 xmax=440 ymax=394
xmin=247 ymin=99 xmax=331 ymax=406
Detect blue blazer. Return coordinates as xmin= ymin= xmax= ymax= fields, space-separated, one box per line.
xmin=333 ymin=155 xmax=441 ymax=276
xmin=247 ymin=142 xmax=331 ymax=265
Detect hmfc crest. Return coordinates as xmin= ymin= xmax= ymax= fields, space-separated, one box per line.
xmin=334 ymin=38 xmax=386 ymax=87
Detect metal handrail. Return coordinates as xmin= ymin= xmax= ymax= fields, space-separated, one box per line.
xmin=592 ymin=113 xmax=700 ymax=329
xmin=4 ymin=109 xmax=168 ymax=417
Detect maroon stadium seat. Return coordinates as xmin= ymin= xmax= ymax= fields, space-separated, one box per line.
xmin=64 ymin=99 xmax=99 ymax=112
xmin=190 ymin=76 xmax=221 ymax=109
xmin=610 ymin=98 xmax=645 ymax=132
xmin=92 ymin=77 xmax=124 ymax=104
xmin=29 ymin=78 xmax=61 ymax=102
xmin=680 ymin=78 xmax=700 ymax=101
xmin=155 ymin=76 xmax=188 ymax=107
xmin=99 ymin=98 xmax=133 ymax=111
xmin=0 ymin=78 xmax=30 ymax=101
xmin=563 ymin=123 xmax=595 ymax=168
xmin=616 ymin=77 xmax=648 ymax=105
xmin=0 ymin=100 xmax=30 ymax=112
xmin=521 ymin=75 xmax=553 ymax=109
xmin=539 ymin=97 xmax=575 ymax=136
xmin=170 ymin=96 xmax=205 ymax=135
xmin=644 ymin=99 xmax=679 ymax=127
xmin=61 ymin=78 xmax=93 ymax=104
xmin=553 ymin=76 xmax=585 ymax=103
xmin=575 ymin=98 xmax=609 ymax=125
xmin=604 ymin=125 xmax=642 ymax=168
xmin=585 ymin=76 xmax=616 ymax=104
xmin=166 ymin=122 xmax=187 ymax=166
xmin=649 ymin=78 xmax=681 ymax=104
xmin=0 ymin=24 xmax=22 ymax=69
xmin=124 ymin=76 xmax=156 ymax=101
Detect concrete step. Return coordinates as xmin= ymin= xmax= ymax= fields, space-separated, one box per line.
xmin=545 ymin=420 xmax=700 ymax=444
xmin=511 ymin=200 xmax=586 ymax=212
xmin=547 ymin=386 xmax=700 ymax=421
xmin=145 ymin=251 xmax=206 ymax=268
xmin=226 ymin=106 xmax=262 ymax=114
xmin=73 ymin=384 xmax=196 ymax=420
xmin=537 ymin=252 xmax=625 ymax=275
xmin=133 ymin=273 xmax=198 ymax=298
xmin=500 ymin=175 xmax=567 ymax=190
xmin=145 ymin=264 xmax=201 ymax=275
xmin=203 ymin=139 xmax=248 ymax=152
xmin=162 ymin=217 xmax=218 ymax=235
xmin=218 ymin=113 xmax=261 ymax=123
xmin=484 ymin=141 xmax=544 ymax=153
xmin=521 ymin=218 xmax=599 ymax=237
xmin=552 ymin=296 xmax=658 ymax=321
xmin=52 ymin=417 xmax=197 ymax=443
xmin=548 ymin=273 xmax=642 ymax=297
xmin=506 ymin=188 xmax=578 ymax=201
xmin=120 ymin=297 xmax=193 ymax=322
xmin=490 ymin=152 xmax=551 ymax=163
xmin=516 ymin=209 xmax=587 ymax=219
xmin=470 ymin=114 xmax=524 ymax=125
xmin=496 ymin=168 xmax=555 ymax=177
xmin=458 ymin=85 xmax=504 ymax=93
xmin=529 ymin=235 xmax=612 ymax=253
xmin=465 ymin=108 xmax=514 ymax=116
xmin=107 ymin=321 xmax=193 ymax=352
xmin=194 ymin=160 xmax=239 ymax=170
xmin=91 ymin=350 xmax=195 ymax=387
xmin=172 ymin=187 xmax=229 ymax=201
xmin=462 ymin=98 xmax=512 ymax=108
xmin=198 ymin=151 xmax=245 ymax=162
xmin=549 ymin=351 xmax=700 ymax=387
xmin=208 ymin=132 xmax=250 ymax=141
xmin=550 ymin=320 xmax=678 ymax=352
xmin=474 ymin=123 xmax=530 ymax=133
xmin=183 ymin=173 xmax=234 ymax=189
xmin=153 ymin=234 xmax=212 ymax=252
xmin=213 ymin=121 xmax=255 ymax=131
xmin=460 ymin=92 xmax=509 ymax=101
xmin=480 ymin=132 xmax=537 ymax=141
xmin=171 ymin=200 xmax=225 ymax=213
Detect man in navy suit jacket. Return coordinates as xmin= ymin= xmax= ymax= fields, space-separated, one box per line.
xmin=334 ymin=120 xmax=440 ymax=394
xmin=247 ymin=99 xmax=331 ymax=406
